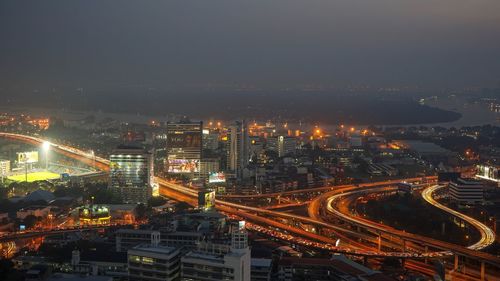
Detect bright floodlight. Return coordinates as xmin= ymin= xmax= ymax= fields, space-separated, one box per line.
xmin=42 ymin=141 xmax=51 ymax=151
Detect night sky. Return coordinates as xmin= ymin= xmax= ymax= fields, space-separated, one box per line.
xmin=1 ymin=1 xmax=500 ymax=96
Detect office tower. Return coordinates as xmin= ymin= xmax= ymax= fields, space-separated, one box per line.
xmin=200 ymin=158 xmax=220 ymax=180
xmin=267 ymin=135 xmax=296 ymax=157
xmin=109 ymin=145 xmax=153 ymax=204
xmin=202 ymin=129 xmax=220 ymax=151
xmin=128 ymin=233 xmax=181 ymax=281
xmin=166 ymin=121 xmax=203 ymax=177
xmin=227 ymin=121 xmax=249 ymax=177
xmin=180 ymin=229 xmax=251 ymax=281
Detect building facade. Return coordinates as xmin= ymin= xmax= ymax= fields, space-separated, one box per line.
xmin=227 ymin=121 xmax=249 ymax=178
xmin=449 ymin=178 xmax=484 ymax=205
xmin=128 ymin=234 xmax=181 ymax=281
xmin=109 ymin=145 xmax=153 ymax=204
xmin=267 ymin=136 xmax=296 ymax=157
xmin=181 ymin=230 xmax=251 ymax=281
xmin=166 ymin=121 xmax=203 ymax=177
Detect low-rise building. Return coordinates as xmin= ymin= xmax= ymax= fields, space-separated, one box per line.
xmin=128 ymin=237 xmax=181 ymax=281
xmin=17 ymin=206 xmax=53 ymax=220
xmin=181 ymin=230 xmax=251 ymax=281
xmin=449 ymin=178 xmax=484 ymax=205
xmin=251 ymin=258 xmax=272 ymax=281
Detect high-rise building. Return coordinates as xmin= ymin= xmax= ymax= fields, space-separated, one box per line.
xmin=109 ymin=145 xmax=153 ymax=204
xmin=180 ymin=229 xmax=251 ymax=281
xmin=202 ymin=129 xmax=220 ymax=151
xmin=227 ymin=121 xmax=249 ymax=177
xmin=267 ymin=136 xmax=296 ymax=157
xmin=128 ymin=233 xmax=181 ymax=281
xmin=167 ymin=121 xmax=203 ymax=177
xmin=200 ymin=158 xmax=220 ymax=180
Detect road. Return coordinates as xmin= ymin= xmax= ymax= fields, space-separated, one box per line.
xmin=218 ymin=177 xmax=437 ymax=199
xmin=422 ymin=185 xmax=496 ymax=251
xmin=310 ymin=185 xmax=500 ymax=267
xmin=3 ymin=132 xmax=500 ymax=274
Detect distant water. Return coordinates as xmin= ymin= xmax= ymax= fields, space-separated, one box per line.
xmin=2 ymin=95 xmax=498 ymax=128
xmin=409 ymin=96 xmax=499 ymax=128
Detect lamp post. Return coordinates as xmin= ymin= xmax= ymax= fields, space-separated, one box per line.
xmin=42 ymin=141 xmax=50 ymax=170
xmin=90 ymin=150 xmax=95 ymax=169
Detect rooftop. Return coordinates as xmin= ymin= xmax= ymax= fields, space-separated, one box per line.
xmin=48 ymin=273 xmax=112 ymax=281
xmin=132 ymin=243 xmax=178 ymax=255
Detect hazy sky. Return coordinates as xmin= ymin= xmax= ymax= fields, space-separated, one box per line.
xmin=1 ymin=0 xmax=500 ymax=93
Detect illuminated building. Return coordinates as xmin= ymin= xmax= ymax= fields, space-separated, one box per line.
xmin=248 ymin=136 xmax=264 ymax=159
xmin=267 ymin=136 xmax=296 ymax=157
xmin=476 ymin=165 xmax=500 ymax=184
xmin=227 ymin=121 xmax=249 ymax=178
xmin=109 ymin=145 xmax=153 ymax=204
xmin=166 ymin=121 xmax=203 ymax=177
xmin=128 ymin=234 xmax=181 ymax=281
xmin=27 ymin=118 xmax=50 ymax=130
xmin=202 ymin=129 xmax=220 ymax=151
xmin=78 ymin=205 xmax=111 ymax=226
xmin=200 ymin=159 xmax=220 ymax=180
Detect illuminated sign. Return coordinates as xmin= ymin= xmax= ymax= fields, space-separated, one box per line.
xmin=238 ymin=221 xmax=246 ymax=230
xmin=17 ymin=151 xmax=39 ymax=164
xmin=167 ymin=132 xmax=201 ymax=149
xmin=208 ymin=172 xmax=226 ymax=183
xmin=168 ymin=159 xmax=199 ymax=173
xmin=198 ymin=190 xmax=215 ymax=210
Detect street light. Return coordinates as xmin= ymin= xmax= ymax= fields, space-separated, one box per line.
xmin=42 ymin=141 xmax=50 ymax=169
xmin=89 ymin=150 xmax=95 ymax=169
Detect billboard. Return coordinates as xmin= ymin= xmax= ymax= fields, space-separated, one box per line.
xmin=168 ymin=159 xmax=199 ymax=173
xmin=477 ymin=165 xmax=500 ymax=182
xmin=167 ymin=132 xmax=201 ymax=149
xmin=17 ymin=151 xmax=39 ymax=164
xmin=238 ymin=220 xmax=246 ymax=230
xmin=198 ymin=190 xmax=216 ymax=210
xmin=209 ymin=172 xmax=226 ymax=183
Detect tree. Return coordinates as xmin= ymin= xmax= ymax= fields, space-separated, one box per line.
xmin=135 ymin=203 xmax=149 ymax=220
xmin=175 ymin=202 xmax=192 ymax=212
xmin=148 ymin=196 xmax=166 ymax=207
xmin=24 ymin=215 xmax=39 ymax=229
xmin=0 ymin=259 xmax=23 ymax=281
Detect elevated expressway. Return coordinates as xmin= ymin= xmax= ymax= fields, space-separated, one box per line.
xmin=2 ymin=132 xmax=500 ymax=274
xmin=310 ymin=184 xmax=499 ymax=279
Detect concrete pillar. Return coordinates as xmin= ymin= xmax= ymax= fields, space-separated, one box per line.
xmin=480 ymin=261 xmax=485 ymax=281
